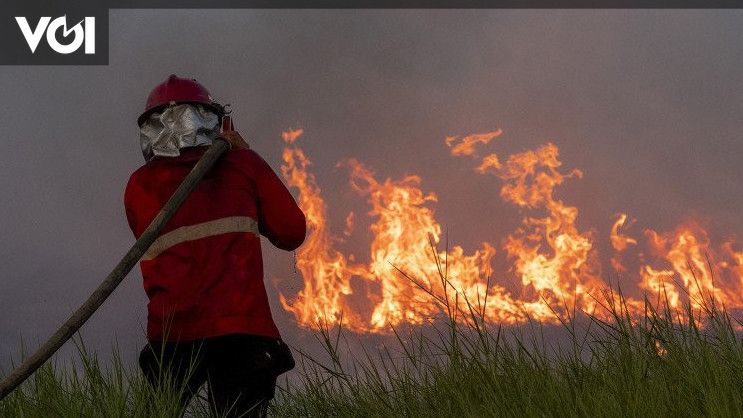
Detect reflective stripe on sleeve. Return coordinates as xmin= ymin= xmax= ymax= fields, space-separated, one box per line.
xmin=142 ymin=216 xmax=259 ymax=261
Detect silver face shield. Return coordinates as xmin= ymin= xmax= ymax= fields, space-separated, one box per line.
xmin=139 ymin=104 xmax=220 ymax=161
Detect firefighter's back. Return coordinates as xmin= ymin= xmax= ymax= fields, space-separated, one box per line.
xmin=125 ymin=146 xmax=297 ymax=342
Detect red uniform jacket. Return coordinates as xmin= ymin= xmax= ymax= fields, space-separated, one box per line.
xmin=124 ymin=146 xmax=306 ymax=342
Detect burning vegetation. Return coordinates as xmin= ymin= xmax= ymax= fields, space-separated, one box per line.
xmin=278 ymin=128 xmax=743 ymax=333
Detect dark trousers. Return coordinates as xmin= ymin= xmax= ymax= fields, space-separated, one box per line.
xmin=139 ymin=333 xmax=293 ymax=418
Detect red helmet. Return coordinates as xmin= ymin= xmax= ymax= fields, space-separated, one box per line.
xmin=137 ymin=74 xmax=223 ymax=126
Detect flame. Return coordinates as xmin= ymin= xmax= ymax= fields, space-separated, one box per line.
xmin=278 ymin=129 xmax=369 ymax=331
xmin=639 ymin=266 xmax=680 ymax=309
xmin=343 ymin=159 xmax=515 ymax=328
xmin=471 ymin=142 xmax=603 ymax=321
xmin=278 ymin=128 xmax=743 ymax=332
xmin=642 ymin=226 xmax=743 ymax=312
xmin=610 ymin=213 xmax=637 ymax=272
xmin=723 ymin=242 xmax=743 ymax=289
xmin=611 ymin=213 xmax=637 ymax=252
xmin=445 ymin=129 xmax=503 ymax=157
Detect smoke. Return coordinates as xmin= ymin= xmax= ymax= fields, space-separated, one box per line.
xmin=1 ymin=10 xmax=742 ymax=370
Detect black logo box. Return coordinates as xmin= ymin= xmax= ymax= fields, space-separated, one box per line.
xmin=1 ymin=1 xmax=107 ymax=65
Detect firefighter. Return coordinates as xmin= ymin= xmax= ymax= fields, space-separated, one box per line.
xmin=125 ymin=75 xmax=306 ymax=417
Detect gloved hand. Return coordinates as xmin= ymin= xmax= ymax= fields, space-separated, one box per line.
xmin=221 ymin=130 xmax=250 ymax=150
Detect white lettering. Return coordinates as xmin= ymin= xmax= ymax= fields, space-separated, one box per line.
xmin=15 ymin=15 xmax=96 ymax=55
xmin=84 ymin=17 xmax=95 ymax=54
xmin=15 ymin=17 xmax=51 ymax=53
xmin=46 ymin=17 xmax=84 ymax=54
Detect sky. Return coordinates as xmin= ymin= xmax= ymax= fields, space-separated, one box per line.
xmin=1 ymin=10 xmax=742 ymax=371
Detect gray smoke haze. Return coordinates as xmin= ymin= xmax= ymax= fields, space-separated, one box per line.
xmin=1 ymin=10 xmax=742 ymax=372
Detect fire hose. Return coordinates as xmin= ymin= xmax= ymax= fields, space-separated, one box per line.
xmin=0 ymin=137 xmax=231 ymax=401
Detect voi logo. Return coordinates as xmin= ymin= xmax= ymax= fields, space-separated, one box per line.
xmin=15 ymin=16 xmax=95 ymax=55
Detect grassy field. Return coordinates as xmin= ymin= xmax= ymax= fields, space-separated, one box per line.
xmin=2 ymin=279 xmax=743 ymax=417
xmin=273 ymin=291 xmax=743 ymax=418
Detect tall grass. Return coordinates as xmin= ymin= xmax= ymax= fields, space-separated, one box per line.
xmin=3 ymin=256 xmax=743 ymax=417
xmin=0 ymin=337 xmax=216 ymax=417
xmin=274 ymin=295 xmax=743 ymax=417
xmin=275 ymin=252 xmax=743 ymax=417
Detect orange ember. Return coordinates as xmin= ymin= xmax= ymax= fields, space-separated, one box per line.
xmin=278 ymin=128 xmax=743 ymax=333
